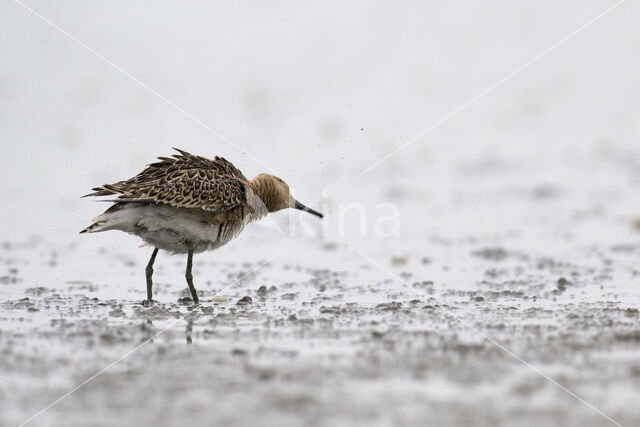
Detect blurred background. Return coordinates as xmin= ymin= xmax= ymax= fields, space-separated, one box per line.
xmin=1 ymin=0 xmax=639 ymax=247
xmin=1 ymin=1 xmax=640 ymax=426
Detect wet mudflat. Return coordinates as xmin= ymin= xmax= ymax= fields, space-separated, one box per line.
xmin=1 ymin=233 xmax=639 ymax=427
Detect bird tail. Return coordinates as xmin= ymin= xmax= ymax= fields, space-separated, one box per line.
xmin=79 ymin=203 xmax=124 ymax=234
xmin=79 ymin=221 xmax=107 ymax=234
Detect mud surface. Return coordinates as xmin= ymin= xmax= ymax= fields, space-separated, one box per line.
xmin=1 ymin=233 xmax=639 ymax=427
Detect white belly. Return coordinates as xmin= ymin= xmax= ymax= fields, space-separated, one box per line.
xmin=91 ymin=203 xmax=242 ymax=254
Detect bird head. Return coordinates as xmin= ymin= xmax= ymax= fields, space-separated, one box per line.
xmin=250 ymin=174 xmax=323 ymax=218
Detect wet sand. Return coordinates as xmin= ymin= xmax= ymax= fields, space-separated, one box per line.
xmin=1 ymin=234 xmax=639 ymax=427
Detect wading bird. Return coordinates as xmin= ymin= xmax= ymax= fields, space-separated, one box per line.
xmin=81 ymin=149 xmax=323 ymax=304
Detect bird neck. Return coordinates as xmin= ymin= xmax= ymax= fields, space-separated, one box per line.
xmin=247 ymin=176 xmax=281 ymax=213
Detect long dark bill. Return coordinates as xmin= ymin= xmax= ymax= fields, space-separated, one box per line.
xmin=294 ymin=200 xmax=323 ymax=218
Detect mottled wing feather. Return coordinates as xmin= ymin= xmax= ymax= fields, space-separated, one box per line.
xmin=85 ymin=149 xmax=247 ymax=211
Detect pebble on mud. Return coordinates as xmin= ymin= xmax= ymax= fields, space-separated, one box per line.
xmin=212 ymin=295 xmax=229 ymax=303
xmin=557 ymin=277 xmax=572 ymax=292
xmin=391 ymin=254 xmax=408 ymax=266
xmin=376 ymin=302 xmax=402 ymax=312
xmin=0 ymin=275 xmax=19 ymax=285
xmin=625 ymin=308 xmax=639 ymax=317
xmin=413 ymin=281 xmax=434 ymax=291
xmin=25 ymin=287 xmax=48 ymax=296
xmin=255 ymin=285 xmax=276 ymax=297
xmin=237 ymin=296 xmax=252 ymax=305
xmin=472 ymin=247 xmax=508 ymax=261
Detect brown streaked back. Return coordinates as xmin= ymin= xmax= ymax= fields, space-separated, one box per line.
xmin=83 ymin=149 xmax=249 ymax=212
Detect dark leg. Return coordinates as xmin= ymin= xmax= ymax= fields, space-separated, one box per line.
xmin=145 ymin=248 xmax=159 ymax=302
xmin=185 ymin=249 xmax=199 ymax=304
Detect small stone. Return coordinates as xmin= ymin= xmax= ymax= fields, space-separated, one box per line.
xmin=625 ymin=308 xmax=639 ymax=317
xmin=391 ymin=254 xmax=408 ymax=266
xmin=212 ymin=295 xmax=229 ymax=303
xmin=237 ymin=296 xmax=252 ymax=305
xmin=376 ymin=301 xmax=402 ymax=312
xmin=557 ymin=277 xmax=571 ymax=292
xmin=413 ymin=280 xmax=434 ymax=290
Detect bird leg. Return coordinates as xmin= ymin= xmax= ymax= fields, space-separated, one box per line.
xmin=185 ymin=249 xmax=199 ymax=304
xmin=145 ymin=247 xmax=159 ymax=303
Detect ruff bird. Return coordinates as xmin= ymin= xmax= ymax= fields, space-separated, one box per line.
xmin=81 ymin=149 xmax=323 ymax=304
